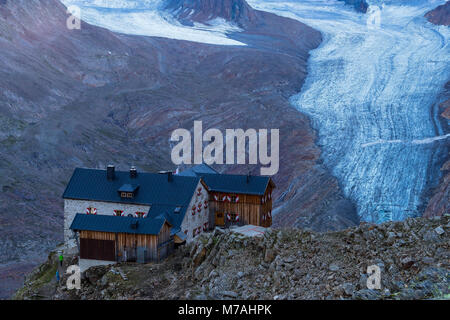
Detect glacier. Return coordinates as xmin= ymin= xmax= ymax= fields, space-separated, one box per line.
xmin=60 ymin=0 xmax=246 ymax=45
xmin=248 ymin=0 xmax=450 ymax=222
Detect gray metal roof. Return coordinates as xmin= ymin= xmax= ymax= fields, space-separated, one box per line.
xmin=175 ymin=231 xmax=187 ymax=242
xmin=63 ymin=168 xmax=199 ymax=206
xmin=146 ymin=204 xmax=187 ymax=235
xmin=69 ymin=213 xmax=169 ymax=235
xmin=179 ymin=164 xmax=272 ymax=195
xmin=118 ymin=184 xmax=139 ymax=193
xmin=178 ymin=164 xmax=219 ymax=177
xmin=200 ymin=173 xmax=272 ymax=195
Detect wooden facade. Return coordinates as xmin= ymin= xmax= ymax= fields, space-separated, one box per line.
xmin=208 ymin=179 xmax=275 ymax=229
xmin=78 ymin=222 xmax=173 ymax=263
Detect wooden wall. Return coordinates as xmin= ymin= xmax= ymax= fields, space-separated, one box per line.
xmin=79 ymin=221 xmax=174 ymax=262
xmin=80 ymin=238 xmax=115 ymax=261
xmin=158 ymin=223 xmax=171 ymax=245
xmin=157 ymin=223 xmax=173 ymax=261
xmin=208 ymin=191 xmax=272 ymax=227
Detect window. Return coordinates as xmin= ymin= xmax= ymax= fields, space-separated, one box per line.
xmin=135 ymin=212 xmax=146 ymax=218
xmin=120 ymin=192 xmax=134 ymax=198
xmin=113 ymin=210 xmax=123 ymax=216
xmin=231 ymin=196 xmax=236 ymax=202
xmin=86 ymin=207 xmax=97 ymax=215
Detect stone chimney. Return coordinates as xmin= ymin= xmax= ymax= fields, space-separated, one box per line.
xmin=107 ymin=165 xmax=115 ymax=180
xmin=130 ymin=166 xmax=137 ymax=179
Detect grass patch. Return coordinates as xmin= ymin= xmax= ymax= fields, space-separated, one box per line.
xmin=13 ymin=252 xmax=58 ymax=300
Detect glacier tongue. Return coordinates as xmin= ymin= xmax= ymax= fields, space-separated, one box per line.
xmin=248 ymin=0 xmax=450 ymax=222
xmin=60 ymin=0 xmax=245 ymax=45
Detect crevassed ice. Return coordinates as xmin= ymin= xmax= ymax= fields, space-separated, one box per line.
xmin=63 ymin=0 xmax=162 ymax=9
xmin=60 ymin=0 xmax=245 ymax=45
xmin=248 ymin=0 xmax=450 ymax=223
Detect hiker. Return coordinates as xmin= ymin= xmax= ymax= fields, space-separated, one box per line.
xmin=56 ymin=270 xmax=60 ymax=283
xmin=59 ymin=253 xmax=63 ymax=267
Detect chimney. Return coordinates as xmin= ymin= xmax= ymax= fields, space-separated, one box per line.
xmin=130 ymin=221 xmax=139 ymax=230
xmin=158 ymin=170 xmax=174 ymax=182
xmin=130 ymin=166 xmax=137 ymax=179
xmin=107 ymin=165 xmax=115 ymax=180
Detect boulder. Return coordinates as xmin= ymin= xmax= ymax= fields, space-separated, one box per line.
xmin=264 ymin=248 xmax=276 ymax=263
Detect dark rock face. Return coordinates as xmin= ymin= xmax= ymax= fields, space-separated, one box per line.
xmin=425 ymin=1 xmax=450 ymax=26
xmin=423 ymin=4 xmax=450 ymax=218
xmin=165 ymin=0 xmax=257 ymax=26
xmin=338 ymin=0 xmax=368 ymax=13
xmin=425 ymin=81 xmax=450 ymax=218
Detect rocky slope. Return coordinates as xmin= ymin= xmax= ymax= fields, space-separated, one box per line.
xmin=14 ymin=215 xmax=449 ymax=300
xmin=165 ymin=0 xmax=257 ymax=27
xmin=425 ymin=1 xmax=450 ymax=26
xmin=424 ymin=3 xmax=450 ymax=218
xmin=0 ymin=0 xmax=360 ymax=298
xmin=424 ymin=81 xmax=450 ymax=218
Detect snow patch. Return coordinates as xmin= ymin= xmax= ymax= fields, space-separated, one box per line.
xmin=60 ymin=0 xmax=246 ymax=46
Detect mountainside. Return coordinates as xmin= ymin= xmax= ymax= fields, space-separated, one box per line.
xmin=425 ymin=1 xmax=450 ymax=26
xmin=424 ymin=3 xmax=450 ymax=218
xmin=14 ymin=215 xmax=450 ymax=300
xmin=0 ymin=0 xmax=361 ymax=298
xmin=165 ymin=0 xmax=257 ymax=26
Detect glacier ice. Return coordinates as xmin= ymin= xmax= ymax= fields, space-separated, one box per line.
xmin=60 ymin=0 xmax=245 ymax=45
xmin=248 ymin=0 xmax=450 ymax=222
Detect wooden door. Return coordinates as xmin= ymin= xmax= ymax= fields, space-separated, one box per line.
xmin=215 ymin=212 xmax=224 ymax=226
xmin=80 ymin=238 xmax=116 ymax=261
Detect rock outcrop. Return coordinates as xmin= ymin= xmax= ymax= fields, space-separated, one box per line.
xmin=425 ymin=81 xmax=450 ymax=218
xmin=425 ymin=1 xmax=450 ymax=26
xmin=338 ymin=0 xmax=368 ymax=13
xmin=165 ymin=0 xmax=257 ymax=27
xmin=423 ymin=4 xmax=450 ymax=219
xmin=15 ymin=215 xmax=450 ymax=300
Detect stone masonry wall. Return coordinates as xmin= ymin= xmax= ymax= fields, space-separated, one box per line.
xmin=180 ymin=181 xmax=210 ymax=243
xmin=64 ymin=199 xmax=150 ymax=249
